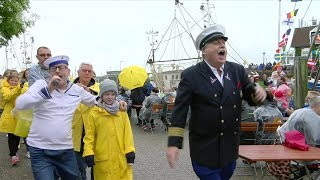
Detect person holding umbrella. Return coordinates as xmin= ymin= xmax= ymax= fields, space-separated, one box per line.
xmin=118 ymin=65 xmax=148 ymax=125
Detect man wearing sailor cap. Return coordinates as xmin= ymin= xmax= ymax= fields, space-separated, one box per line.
xmin=167 ymin=24 xmax=266 ymax=179
xmin=15 ymin=55 xmax=98 ymax=180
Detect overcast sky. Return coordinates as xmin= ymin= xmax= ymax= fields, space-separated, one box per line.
xmin=1 ymin=0 xmax=319 ymax=76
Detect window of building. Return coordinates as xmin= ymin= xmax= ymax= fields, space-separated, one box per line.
xmin=176 ymin=75 xmax=179 ymax=79
xmin=172 ymin=75 xmax=174 ymax=79
xmin=165 ymin=75 xmax=167 ymax=80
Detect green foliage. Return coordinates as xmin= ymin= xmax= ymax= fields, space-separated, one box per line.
xmin=295 ymin=47 xmax=302 ymax=57
xmin=0 ymin=0 xmax=35 ymax=46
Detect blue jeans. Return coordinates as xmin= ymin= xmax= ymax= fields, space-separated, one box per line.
xmin=29 ymin=146 xmax=79 ymax=180
xmin=75 ymin=151 xmax=87 ymax=180
xmin=192 ymin=160 xmax=236 ymax=180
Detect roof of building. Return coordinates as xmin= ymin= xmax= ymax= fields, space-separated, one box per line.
xmin=291 ymin=26 xmax=316 ymax=48
xmin=161 ymin=70 xmax=184 ymax=74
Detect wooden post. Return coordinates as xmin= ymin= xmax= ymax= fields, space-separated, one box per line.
xmin=294 ymin=47 xmax=308 ymax=109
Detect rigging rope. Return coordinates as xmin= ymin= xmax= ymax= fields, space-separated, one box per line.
xmin=176 ymin=23 xmax=191 ymax=59
xmin=180 ymin=4 xmax=203 ymax=30
xmin=226 ymin=41 xmax=245 ymax=65
xmin=161 ymin=15 xmax=207 ymax=43
xmin=301 ymin=0 xmax=312 ymax=22
xmin=178 ymin=4 xmax=196 ymax=43
xmin=227 ymin=53 xmax=241 ymax=65
xmin=158 ymin=19 xmax=176 ymax=61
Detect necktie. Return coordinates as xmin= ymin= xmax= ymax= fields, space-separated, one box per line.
xmin=217 ymin=68 xmax=222 ymax=77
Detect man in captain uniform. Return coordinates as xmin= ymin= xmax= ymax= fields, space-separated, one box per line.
xmin=166 ymin=24 xmax=266 ymax=179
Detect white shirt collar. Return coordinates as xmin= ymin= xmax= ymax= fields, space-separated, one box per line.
xmin=204 ymin=60 xmax=224 ymax=73
xmin=204 ymin=60 xmax=224 ymax=87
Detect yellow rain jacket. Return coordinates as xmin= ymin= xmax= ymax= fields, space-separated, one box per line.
xmin=0 ymin=78 xmax=6 ymax=109
xmin=83 ymin=106 xmax=135 ymax=180
xmin=0 ymin=81 xmax=21 ymax=133
xmin=72 ymin=79 xmax=100 ymax=152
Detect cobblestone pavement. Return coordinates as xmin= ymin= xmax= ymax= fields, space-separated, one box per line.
xmin=0 ymin=116 xmax=264 ymax=180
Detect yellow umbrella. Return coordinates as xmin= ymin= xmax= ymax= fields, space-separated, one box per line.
xmin=118 ymin=65 xmax=148 ymax=90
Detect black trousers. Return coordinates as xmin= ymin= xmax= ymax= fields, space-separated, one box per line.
xmin=8 ymin=133 xmax=20 ymax=157
xmin=135 ymin=107 xmax=142 ymax=123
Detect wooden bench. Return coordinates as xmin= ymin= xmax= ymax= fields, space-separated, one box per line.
xmin=240 ymin=122 xmax=259 ymax=132
xmin=240 ymin=122 xmax=259 ymax=145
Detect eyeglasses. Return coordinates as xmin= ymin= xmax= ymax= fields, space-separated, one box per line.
xmin=80 ymin=69 xmax=93 ymax=74
xmin=49 ymin=65 xmax=68 ymax=72
xmin=38 ymin=54 xmax=52 ymax=57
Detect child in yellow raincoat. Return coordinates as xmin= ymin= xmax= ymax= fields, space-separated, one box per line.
xmin=0 ymin=71 xmax=22 ymax=165
xmin=83 ymin=79 xmax=135 ymax=180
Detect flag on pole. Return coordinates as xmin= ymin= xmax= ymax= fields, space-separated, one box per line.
xmin=283 ymin=19 xmax=294 ymax=26
xmin=278 ymin=38 xmax=288 ymax=47
xmin=286 ymin=28 xmax=292 ymax=35
xmin=286 ymin=9 xmax=299 ymax=19
xmin=274 ymin=53 xmax=285 ymax=61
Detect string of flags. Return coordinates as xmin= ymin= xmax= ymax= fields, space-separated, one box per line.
xmin=274 ymin=2 xmax=301 ymax=61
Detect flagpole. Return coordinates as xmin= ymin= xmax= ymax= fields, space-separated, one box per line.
xmin=278 ymin=0 xmax=281 ymax=42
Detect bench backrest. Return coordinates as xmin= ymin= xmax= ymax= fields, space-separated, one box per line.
xmin=240 ymin=122 xmax=259 ymax=132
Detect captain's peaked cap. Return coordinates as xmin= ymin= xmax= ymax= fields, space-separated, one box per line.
xmin=43 ymin=55 xmax=69 ymax=68
xmin=195 ymin=24 xmax=228 ymax=50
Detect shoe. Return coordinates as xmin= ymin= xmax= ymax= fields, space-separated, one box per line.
xmin=16 ymin=154 xmax=20 ymax=162
xmin=11 ymin=156 xmax=19 ymax=165
xmin=26 ymin=151 xmax=30 ymax=159
xmin=142 ymin=125 xmax=149 ymax=130
xmin=151 ymin=125 xmax=155 ymax=129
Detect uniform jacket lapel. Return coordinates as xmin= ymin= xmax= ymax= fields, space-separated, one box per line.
xmin=199 ymin=61 xmax=223 ymax=93
xmin=221 ymin=62 xmax=234 ymax=104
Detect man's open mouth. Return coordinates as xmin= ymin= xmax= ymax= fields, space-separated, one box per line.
xmin=218 ymin=50 xmax=225 ymax=56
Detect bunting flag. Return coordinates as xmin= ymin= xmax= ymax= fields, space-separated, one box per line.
xmin=276 ymin=28 xmax=291 ymax=54
xmin=291 ymin=0 xmax=302 ymax=2
xmin=281 ymin=29 xmax=291 ymax=41
xmin=286 ymin=28 xmax=292 ymax=36
xmin=283 ymin=19 xmax=294 ymax=26
xmin=274 ymin=53 xmax=285 ymax=61
xmin=276 ymin=45 xmax=286 ymax=54
xmin=286 ymin=9 xmax=299 ymax=19
xmin=278 ymin=38 xmax=288 ymax=47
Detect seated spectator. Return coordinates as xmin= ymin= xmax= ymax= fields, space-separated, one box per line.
xmin=139 ymin=87 xmax=162 ymax=129
xmin=160 ymin=92 xmax=176 ymax=127
xmin=279 ymin=96 xmax=320 ymax=147
xmin=253 ymin=92 xmax=283 ymax=144
xmin=275 ymin=66 xmax=286 ymax=76
xmin=286 ymin=91 xmax=320 ymax=116
xmin=241 ymin=100 xmax=256 ymax=122
xmin=273 ymin=76 xmax=291 ymax=113
xmin=274 ymin=96 xmax=320 ymax=179
xmin=240 ymin=100 xmax=257 ymax=145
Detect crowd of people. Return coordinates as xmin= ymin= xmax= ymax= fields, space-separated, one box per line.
xmin=0 ymin=47 xmax=134 ymax=180
xmin=0 ymin=46 xmax=179 ymax=180
xmin=0 ymin=23 xmax=319 ymax=180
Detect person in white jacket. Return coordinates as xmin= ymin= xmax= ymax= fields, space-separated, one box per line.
xmin=15 ymin=55 xmax=97 ymax=180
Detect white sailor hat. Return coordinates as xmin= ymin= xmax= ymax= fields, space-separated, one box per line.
xmin=195 ymin=24 xmax=228 ymax=50
xmin=43 ymin=55 xmax=69 ymax=68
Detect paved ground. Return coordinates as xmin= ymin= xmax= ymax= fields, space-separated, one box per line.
xmin=0 ymin=116 xmax=269 ymax=180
